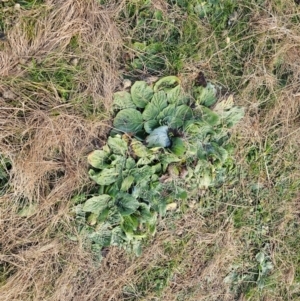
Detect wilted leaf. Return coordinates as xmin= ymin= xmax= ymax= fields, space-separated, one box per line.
xmin=131 ymin=81 xmax=154 ymax=108
xmin=131 ymin=139 xmax=149 ymax=157
xmin=153 ymin=76 xmax=180 ymax=92
xmin=82 ymin=195 xmax=111 ymax=215
xmin=113 ymin=108 xmax=144 ymax=134
xmin=87 ymin=150 xmax=109 ymax=169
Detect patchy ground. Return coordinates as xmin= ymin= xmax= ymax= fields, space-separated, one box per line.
xmin=1 ymin=0 xmax=300 ymax=300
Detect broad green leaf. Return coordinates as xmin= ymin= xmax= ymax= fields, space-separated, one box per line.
xmin=145 ymin=125 xmax=171 ymax=148
xmin=144 ymin=119 xmax=159 ymax=134
xmin=167 ymin=85 xmax=189 ymax=105
xmin=142 ymin=91 xmax=168 ymax=121
xmin=97 ymin=207 xmax=110 ymax=223
xmin=110 ymin=154 xmax=125 ymax=168
xmin=89 ymin=168 xmax=118 ymax=185
xmin=132 ymin=165 xmax=155 ymax=180
xmin=121 ymin=175 xmax=135 ymax=191
xmin=153 ymin=76 xmax=180 ymax=92
xmin=82 ymin=195 xmax=111 ymax=215
xmin=107 ymin=136 xmax=128 ymax=155
xmin=170 ymin=137 xmax=186 ymax=156
xmin=122 ymin=215 xmax=139 ymax=232
xmin=115 ymin=193 xmax=140 ymax=216
xmin=195 ymin=82 xmax=217 ymax=107
xmin=87 ymin=150 xmax=109 ymax=169
xmin=131 ymin=139 xmax=149 ymax=157
xmin=175 ymin=105 xmax=193 ymax=121
xmin=157 ymin=104 xmax=176 ymax=124
xmin=113 ymin=91 xmax=136 ymax=110
xmin=200 ymin=106 xmax=220 ymax=126
xmin=113 ymin=108 xmax=144 ymax=134
xmin=126 ymin=157 xmax=136 ymax=170
xmin=131 ymin=81 xmax=154 ymax=108
xmin=138 ymin=203 xmax=153 ymax=222
xmin=169 ymin=105 xmax=193 ymax=128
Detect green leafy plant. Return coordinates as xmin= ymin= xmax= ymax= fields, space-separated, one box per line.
xmin=73 ymin=76 xmax=244 ymax=258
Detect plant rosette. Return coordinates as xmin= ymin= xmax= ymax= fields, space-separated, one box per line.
xmin=74 ymin=76 xmax=244 ymax=257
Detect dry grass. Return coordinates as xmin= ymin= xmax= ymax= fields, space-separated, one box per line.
xmin=1 ymin=0 xmax=300 ymax=300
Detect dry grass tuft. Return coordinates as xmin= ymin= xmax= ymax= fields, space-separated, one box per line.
xmin=0 ymin=0 xmax=125 ymax=300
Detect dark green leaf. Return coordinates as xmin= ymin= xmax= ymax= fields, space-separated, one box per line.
xmin=142 ymin=91 xmax=168 ymax=121
xmin=115 ymin=193 xmax=140 ymax=216
xmin=144 ymin=119 xmax=159 ymax=134
xmin=113 ymin=108 xmax=144 ymax=134
xmin=167 ymin=85 xmax=189 ymax=105
xmin=170 ymin=137 xmax=186 ymax=156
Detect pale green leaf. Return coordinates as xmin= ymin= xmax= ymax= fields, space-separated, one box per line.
xmin=82 ymin=195 xmax=111 ymax=215
xmin=107 ymin=136 xmax=128 ymax=155
xmin=125 ymin=157 xmax=136 ymax=170
xmin=113 ymin=91 xmax=136 ymax=110
xmin=121 ymin=175 xmax=135 ymax=191
xmin=131 ymin=81 xmax=154 ymax=108
xmin=113 ymin=108 xmax=144 ymax=134
xmin=145 ymin=125 xmax=171 ymax=148
xmin=167 ymin=85 xmax=189 ymax=105
xmin=89 ymin=168 xmax=118 ymax=185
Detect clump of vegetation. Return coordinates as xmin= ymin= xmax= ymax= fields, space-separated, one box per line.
xmin=73 ymin=75 xmax=244 ymax=257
